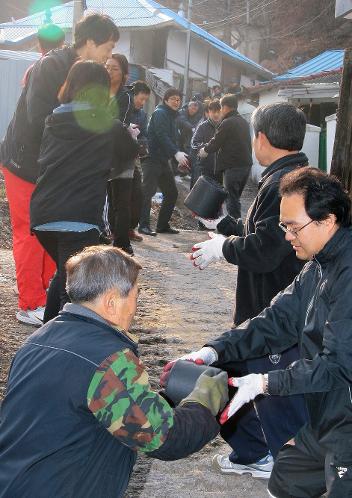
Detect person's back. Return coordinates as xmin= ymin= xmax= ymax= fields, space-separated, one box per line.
xmin=147 ymin=103 xmax=179 ymax=160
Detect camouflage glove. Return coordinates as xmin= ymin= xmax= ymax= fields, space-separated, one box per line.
xmin=180 ymin=369 xmax=228 ymax=416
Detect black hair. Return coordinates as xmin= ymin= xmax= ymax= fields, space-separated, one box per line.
xmin=37 ymin=24 xmax=65 ymax=52
xmin=132 ymin=80 xmax=151 ymax=95
xmin=73 ymin=13 xmax=119 ymax=49
xmin=252 ymin=103 xmax=306 ymax=151
xmin=279 ymin=167 xmax=351 ymax=227
xmin=208 ymin=99 xmax=221 ymax=112
xmin=58 ymin=60 xmax=110 ymax=107
xmin=163 ymin=87 xmax=182 ymax=102
xmin=220 ymin=93 xmax=238 ymax=110
xmin=110 ymin=53 xmax=129 ymax=85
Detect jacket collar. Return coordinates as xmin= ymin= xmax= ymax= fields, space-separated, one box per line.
xmin=222 ymin=109 xmax=238 ymax=120
xmin=260 ymin=152 xmax=308 ymax=186
xmin=314 ymin=226 xmax=352 ymax=265
xmin=158 ymin=103 xmax=179 ymax=117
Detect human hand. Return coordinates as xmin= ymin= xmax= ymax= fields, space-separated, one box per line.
xmin=159 ymin=347 xmax=218 ymax=387
xmin=180 ymin=369 xmax=229 ymax=416
xmin=175 ymin=151 xmax=189 ymax=167
xmin=195 ymin=203 xmax=228 ymax=230
xmin=190 ymin=232 xmax=226 ymax=269
xmin=219 ymin=374 xmax=265 ymax=424
xmin=198 ymin=147 xmax=208 ymax=159
xmin=128 ymin=124 xmax=140 ymax=139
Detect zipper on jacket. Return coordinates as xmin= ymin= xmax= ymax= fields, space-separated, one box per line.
xmin=304 ymin=258 xmax=323 ymax=326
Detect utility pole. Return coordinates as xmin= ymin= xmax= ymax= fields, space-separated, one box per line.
xmin=182 ymin=0 xmax=192 ymax=104
xmin=246 ymin=0 xmax=250 ymax=24
xmin=73 ymin=0 xmax=84 ymax=29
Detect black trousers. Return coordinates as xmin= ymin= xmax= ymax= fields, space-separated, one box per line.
xmin=223 ymin=166 xmax=251 ymax=218
xmin=34 ymin=229 xmax=100 ymax=322
xmin=139 ymin=157 xmax=178 ymax=230
xmin=108 ymin=167 xmax=143 ymax=248
xmin=268 ymin=426 xmax=352 ymax=498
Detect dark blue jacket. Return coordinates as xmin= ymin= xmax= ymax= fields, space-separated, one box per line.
xmin=147 ymin=103 xmax=179 ymax=160
xmin=0 ymin=309 xmax=138 ymax=498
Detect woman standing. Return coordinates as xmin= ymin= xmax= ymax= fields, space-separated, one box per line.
xmin=106 ymin=54 xmax=142 ymax=255
xmin=30 ymin=60 xmax=138 ymax=322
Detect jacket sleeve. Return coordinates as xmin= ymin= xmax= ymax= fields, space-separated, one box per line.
xmin=217 ymin=215 xmax=244 ymax=237
xmin=112 ymin=120 xmax=139 ymax=162
xmin=204 ymin=120 xmax=228 ymax=154
xmin=206 ymin=273 xmax=304 ymax=369
xmin=221 ymin=182 xmax=294 ymax=273
xmin=269 ymin=263 xmax=352 ymax=396
xmin=87 ymin=349 xmax=219 ymax=459
xmin=191 ymin=122 xmax=205 ymax=151
xmin=26 ymin=56 xmax=67 ymax=140
xmin=152 ymin=111 xmax=179 ymax=159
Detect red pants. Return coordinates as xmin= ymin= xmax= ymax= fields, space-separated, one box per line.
xmin=2 ymin=167 xmax=56 ymax=310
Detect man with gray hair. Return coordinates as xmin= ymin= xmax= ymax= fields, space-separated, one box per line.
xmin=0 ymin=246 xmax=228 ymax=498
xmin=184 ymin=103 xmax=310 ymax=478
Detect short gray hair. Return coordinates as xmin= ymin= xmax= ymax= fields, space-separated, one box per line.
xmin=65 ymin=246 xmax=142 ymax=303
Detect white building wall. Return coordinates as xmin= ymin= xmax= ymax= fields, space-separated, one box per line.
xmin=116 ymin=31 xmax=131 ymax=58
xmin=258 ymin=88 xmax=288 ymax=106
xmin=166 ymin=30 xmax=221 ymax=86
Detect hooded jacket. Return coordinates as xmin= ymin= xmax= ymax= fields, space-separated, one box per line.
xmin=217 ymin=153 xmax=308 ymax=324
xmin=208 ymin=226 xmax=352 ymax=457
xmin=0 ymin=47 xmax=78 ymax=183
xmin=30 ymin=105 xmax=139 ymax=229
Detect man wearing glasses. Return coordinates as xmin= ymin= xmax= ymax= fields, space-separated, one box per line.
xmin=138 ymin=88 xmax=189 ymax=236
xmin=185 ymin=103 xmax=309 ymax=479
xmin=178 ymin=167 xmax=352 ymax=497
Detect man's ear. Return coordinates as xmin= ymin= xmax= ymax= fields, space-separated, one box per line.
xmin=103 ymin=289 xmax=119 ymax=318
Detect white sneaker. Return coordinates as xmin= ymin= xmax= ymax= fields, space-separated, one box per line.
xmin=16 ymin=307 xmax=44 ymax=327
xmin=212 ymin=452 xmax=273 ymax=479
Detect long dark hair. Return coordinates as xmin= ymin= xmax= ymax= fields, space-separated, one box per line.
xmin=111 ymin=53 xmax=129 ymax=88
xmin=58 ymin=60 xmax=110 ymax=107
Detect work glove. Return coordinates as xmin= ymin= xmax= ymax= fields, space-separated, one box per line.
xmin=180 ymin=369 xmax=229 ymax=416
xmin=191 ymin=232 xmax=226 ymax=270
xmin=128 ymin=124 xmax=140 ymax=139
xmin=174 ymin=151 xmax=189 ymax=167
xmin=219 ymin=373 xmax=265 ymax=425
xmin=160 ymin=346 xmax=218 ymax=387
xmin=195 ymin=203 xmax=228 ymax=230
xmin=198 ymin=147 xmax=208 ymax=159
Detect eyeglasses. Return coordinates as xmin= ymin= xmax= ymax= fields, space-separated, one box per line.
xmin=168 ymin=97 xmax=181 ymax=102
xmin=278 ymin=220 xmax=314 ymax=238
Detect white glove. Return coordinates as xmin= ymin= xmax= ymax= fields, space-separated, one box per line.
xmin=195 ymin=202 xmax=228 ymax=229
xmin=175 ymin=151 xmax=189 ymax=167
xmin=198 ymin=147 xmax=208 ymax=159
xmin=181 ymin=346 xmax=218 ymax=365
xmin=191 ymin=232 xmax=226 ymax=269
xmin=128 ymin=124 xmax=140 ymax=139
xmin=219 ymin=374 xmax=265 ymax=424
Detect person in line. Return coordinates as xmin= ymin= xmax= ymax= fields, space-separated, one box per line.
xmin=138 ymin=88 xmax=189 ymax=236
xmin=191 ymin=98 xmax=222 ymax=184
xmin=167 ymin=167 xmax=352 ymax=498
xmin=30 ymin=61 xmax=139 ymax=323
xmin=0 ymin=13 xmax=119 ymax=326
xmin=191 ymin=103 xmax=309 ymax=479
xmin=106 ymin=54 xmax=149 ymax=255
xmin=0 ymin=245 xmax=228 ymax=498
xmin=199 ymin=94 xmax=252 ymax=218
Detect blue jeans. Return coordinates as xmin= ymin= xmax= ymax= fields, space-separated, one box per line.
xmin=221 ymin=346 xmax=309 ymax=464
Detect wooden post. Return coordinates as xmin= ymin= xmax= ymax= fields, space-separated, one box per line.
xmin=330 ymin=48 xmax=352 ymax=195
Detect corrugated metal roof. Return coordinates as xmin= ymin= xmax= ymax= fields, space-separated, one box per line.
xmin=274 ymin=50 xmax=344 ymax=81
xmin=0 ymin=0 xmax=272 ymax=78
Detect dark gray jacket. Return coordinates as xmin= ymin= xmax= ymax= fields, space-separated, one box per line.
xmin=208 ymin=227 xmax=352 ymax=456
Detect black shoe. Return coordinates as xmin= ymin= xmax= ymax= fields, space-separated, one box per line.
xmin=121 ymin=244 xmax=134 ymax=256
xmin=138 ymin=226 xmax=157 ymax=236
xmin=156 ymin=226 xmax=180 ymax=234
xmin=197 ymin=221 xmax=207 ymax=231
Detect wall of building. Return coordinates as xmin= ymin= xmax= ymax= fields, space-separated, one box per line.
xmin=165 ymin=29 xmax=222 ymax=87
xmin=258 ymin=87 xmax=288 ymax=106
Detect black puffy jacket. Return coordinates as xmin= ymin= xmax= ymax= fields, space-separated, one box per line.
xmin=217 ymin=153 xmax=308 ymax=324
xmin=0 ymin=47 xmax=78 ymax=183
xmin=208 ymin=227 xmax=352 ymax=455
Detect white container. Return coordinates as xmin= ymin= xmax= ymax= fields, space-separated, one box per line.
xmin=302 ymin=124 xmax=321 ymax=168
xmin=325 ymin=113 xmax=337 ymax=174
